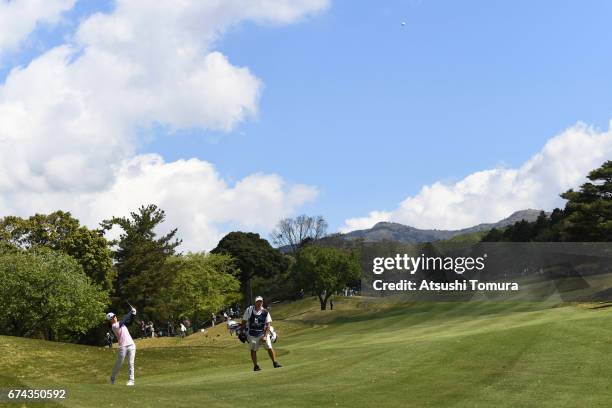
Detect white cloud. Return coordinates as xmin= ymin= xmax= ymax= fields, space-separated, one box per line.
xmin=341 ymin=122 xmax=612 ymax=233
xmin=1 ymin=154 xmax=317 ymax=251
xmin=0 ymin=0 xmax=75 ymax=57
xmin=0 ymin=0 xmax=328 ymax=249
xmin=341 ymin=211 xmax=391 ymax=233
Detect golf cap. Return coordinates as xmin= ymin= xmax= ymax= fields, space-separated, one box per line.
xmin=255 ymin=296 xmax=264 ymax=303
xmin=106 ymin=312 xmax=116 ymax=321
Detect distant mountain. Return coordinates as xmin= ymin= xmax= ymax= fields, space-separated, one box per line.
xmin=340 ymin=209 xmax=544 ymax=244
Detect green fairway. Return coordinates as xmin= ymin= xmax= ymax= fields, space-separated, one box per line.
xmin=3 ymin=297 xmax=612 ymax=407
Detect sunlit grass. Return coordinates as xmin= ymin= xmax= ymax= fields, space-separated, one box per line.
xmin=3 ymin=297 xmax=612 ymax=407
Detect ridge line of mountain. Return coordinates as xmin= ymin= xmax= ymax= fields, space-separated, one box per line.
xmin=338 ymin=209 xmax=545 ymax=243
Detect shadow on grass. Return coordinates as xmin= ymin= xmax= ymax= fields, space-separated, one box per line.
xmin=288 ymin=300 xmax=560 ymax=329
xmin=584 ymin=302 xmax=612 ymax=310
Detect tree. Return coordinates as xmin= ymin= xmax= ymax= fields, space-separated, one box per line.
xmin=293 ymin=245 xmax=362 ymax=310
xmin=538 ymin=208 xmax=564 ymax=241
xmin=507 ymin=220 xmax=533 ymax=242
xmin=271 ymin=215 xmax=328 ymax=252
xmin=559 ymin=161 xmax=612 ymax=241
xmin=0 ymin=211 xmax=115 ymax=290
xmin=482 ymin=227 xmax=504 ymax=242
xmin=532 ymin=210 xmax=563 ymax=241
xmin=0 ymin=249 xmax=109 ymax=341
xmin=158 ymin=253 xmax=241 ymax=323
xmin=251 ymin=254 xmax=300 ymax=302
xmin=100 ymin=204 xmax=181 ymax=319
xmin=211 ymin=232 xmax=288 ymax=305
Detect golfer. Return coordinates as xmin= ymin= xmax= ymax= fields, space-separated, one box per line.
xmin=106 ymin=307 xmax=137 ymax=385
xmin=241 ymin=296 xmax=281 ymax=371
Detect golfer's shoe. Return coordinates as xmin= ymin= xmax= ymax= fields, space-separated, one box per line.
xmin=110 ymin=378 xmax=115 ymax=385
xmin=253 ymin=365 xmax=261 ymax=372
xmin=273 ymin=361 xmax=282 ymax=368
xmin=126 ymin=380 xmax=135 ymax=386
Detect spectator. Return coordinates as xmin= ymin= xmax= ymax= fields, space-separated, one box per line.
xmin=105 ymin=331 xmax=114 ymax=348
xmin=180 ymin=323 xmax=186 ymax=339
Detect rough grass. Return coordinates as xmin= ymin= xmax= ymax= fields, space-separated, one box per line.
xmin=3 ymin=297 xmax=612 ymax=407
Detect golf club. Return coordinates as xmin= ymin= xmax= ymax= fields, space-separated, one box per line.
xmin=126 ymin=301 xmax=141 ymax=325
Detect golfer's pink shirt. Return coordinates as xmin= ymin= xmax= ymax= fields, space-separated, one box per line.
xmin=111 ymin=322 xmax=135 ymax=347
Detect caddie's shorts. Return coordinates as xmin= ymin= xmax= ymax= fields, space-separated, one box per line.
xmin=247 ymin=334 xmax=272 ymax=351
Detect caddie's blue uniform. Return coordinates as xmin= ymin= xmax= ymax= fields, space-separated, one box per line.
xmin=243 ymin=306 xmax=272 ymax=351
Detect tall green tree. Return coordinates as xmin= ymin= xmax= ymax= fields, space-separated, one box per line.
xmin=211 ymin=232 xmax=287 ymax=305
xmin=293 ymin=245 xmax=362 ymax=310
xmin=503 ymin=220 xmax=533 ymax=242
xmin=0 ymin=249 xmax=109 ymax=341
xmin=100 ymin=204 xmax=181 ymax=319
xmin=560 ymin=160 xmax=612 ymax=241
xmin=0 ymin=211 xmax=114 ymax=290
xmin=531 ymin=211 xmax=550 ymax=237
xmin=158 ymin=253 xmax=241 ymax=323
xmin=251 ymin=254 xmax=299 ymax=302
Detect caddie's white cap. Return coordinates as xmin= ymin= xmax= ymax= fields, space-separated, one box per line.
xmin=255 ymin=296 xmax=264 ymax=302
xmin=106 ymin=312 xmax=116 ymax=321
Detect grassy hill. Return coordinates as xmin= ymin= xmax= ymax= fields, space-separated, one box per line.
xmin=3 ymin=297 xmax=612 ymax=407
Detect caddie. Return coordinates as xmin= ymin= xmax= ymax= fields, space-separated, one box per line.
xmin=241 ymin=295 xmax=282 ymax=371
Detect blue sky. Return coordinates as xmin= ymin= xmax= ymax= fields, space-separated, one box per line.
xmin=1 ymin=0 xmax=611 ymax=249
xmin=143 ymin=0 xmax=612 ymax=231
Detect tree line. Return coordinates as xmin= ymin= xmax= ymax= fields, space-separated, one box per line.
xmin=0 ymin=205 xmax=361 ymax=344
xmin=2 ymin=161 xmax=609 ymax=344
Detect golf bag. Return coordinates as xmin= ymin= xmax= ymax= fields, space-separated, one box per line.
xmin=227 ymin=320 xmax=241 ymax=336
xmin=234 ymin=325 xmax=277 ymax=344
xmin=229 ymin=323 xmax=247 ymax=343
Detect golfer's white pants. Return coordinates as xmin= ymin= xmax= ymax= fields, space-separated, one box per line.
xmin=111 ymin=344 xmax=136 ymax=381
